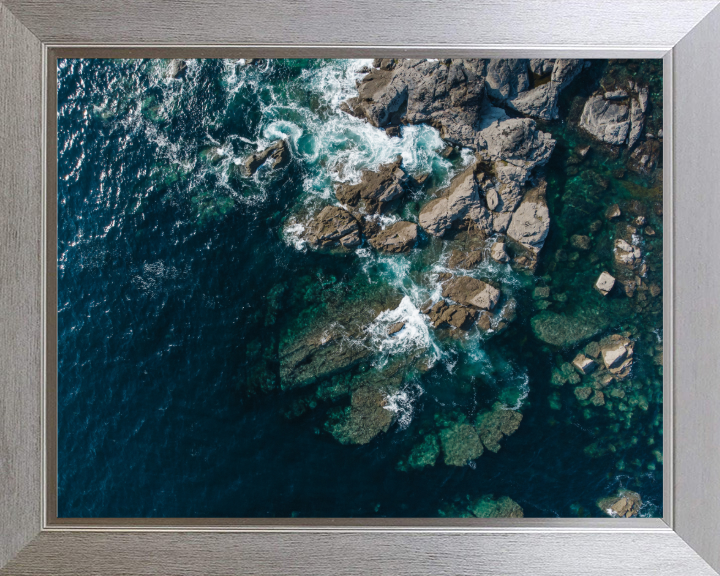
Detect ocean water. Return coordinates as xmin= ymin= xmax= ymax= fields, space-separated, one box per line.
xmin=57 ymin=58 xmax=663 ymax=518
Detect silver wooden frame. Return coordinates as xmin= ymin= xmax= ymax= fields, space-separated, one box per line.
xmin=2 ymin=1 xmax=720 ymax=574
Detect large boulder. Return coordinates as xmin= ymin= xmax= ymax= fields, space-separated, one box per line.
xmin=579 ymin=94 xmax=631 ymax=145
xmin=368 ymin=221 xmax=418 ymax=253
xmin=334 ymin=156 xmax=409 ymax=213
xmin=506 ymin=180 xmax=551 ymax=254
xmin=476 ymin=112 xmax=556 ymax=212
xmin=303 ymin=206 xmax=361 ymax=249
xmin=418 ymin=164 xmax=491 ymax=237
xmin=484 ymin=59 xmax=530 ymax=103
xmin=507 ymin=59 xmax=584 ymax=120
xmin=531 ymin=310 xmax=608 ymax=347
xmin=244 ymin=139 xmax=291 ymax=175
xmin=442 ymin=276 xmax=501 ymax=310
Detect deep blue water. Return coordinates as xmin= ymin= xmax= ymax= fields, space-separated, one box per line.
xmin=57 ymin=58 xmax=663 ymax=518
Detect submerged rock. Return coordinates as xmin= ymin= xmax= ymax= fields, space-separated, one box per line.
xmin=403 ymin=434 xmax=440 ymax=470
xmin=598 ymin=490 xmax=642 ymax=518
xmin=475 ymin=404 xmax=523 ymax=453
xmin=303 ymin=206 xmax=361 ymax=249
xmin=440 ymin=421 xmax=484 ymax=466
xmin=468 ymin=495 xmax=524 ymax=518
xmin=244 ymin=139 xmax=291 ymax=176
xmin=447 ymin=249 xmax=484 ymax=270
xmin=627 ymin=139 xmax=661 ymax=177
xmin=325 ymin=386 xmax=394 ymax=445
xmin=531 ymin=310 xmax=607 ymax=347
xmin=368 ymin=221 xmax=418 ymax=253
xmin=440 ymin=494 xmax=524 ymax=518
xmin=442 ymin=276 xmax=501 ymax=311
xmin=334 ymin=156 xmax=409 ymax=213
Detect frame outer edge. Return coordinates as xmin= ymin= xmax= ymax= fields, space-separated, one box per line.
xmin=0 ymin=0 xmax=43 ymax=571
xmin=672 ymin=3 xmax=720 ymax=574
xmin=0 ymin=531 xmax=718 ymax=576
xmin=0 ymin=1 xmax=718 ymax=574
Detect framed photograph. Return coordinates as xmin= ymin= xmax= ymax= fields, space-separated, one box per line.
xmin=1 ymin=1 xmax=719 ymax=574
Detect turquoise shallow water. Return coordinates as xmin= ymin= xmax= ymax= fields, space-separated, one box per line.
xmin=57 ymin=58 xmax=663 ymax=518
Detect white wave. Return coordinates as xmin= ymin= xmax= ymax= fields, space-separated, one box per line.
xmin=367 ymin=296 xmax=442 ymax=369
xmin=383 ymin=381 xmax=423 ymax=430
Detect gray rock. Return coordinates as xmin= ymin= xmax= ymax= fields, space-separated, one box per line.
xmin=167 ymin=59 xmax=187 ymax=79
xmin=627 ymin=139 xmax=661 ymax=177
xmin=484 ymin=59 xmax=530 ymax=103
xmin=490 ymin=241 xmax=510 ymax=263
xmin=506 ymin=180 xmax=550 ymax=254
xmin=603 ymin=89 xmax=628 ymax=100
xmin=627 ymin=97 xmax=645 ymax=148
xmin=572 ymin=353 xmax=596 ymax=375
xmin=344 ymin=59 xmax=486 ymax=148
xmin=426 ymin=300 xmax=478 ymax=330
xmin=492 ymin=212 xmax=513 ymax=233
xmin=579 ymin=94 xmax=630 ymax=145
xmin=614 ymin=239 xmax=641 ymax=267
xmin=595 ymin=271 xmax=616 ymax=295
xmin=442 ymin=276 xmax=501 ymax=311
xmin=418 ymin=164 xmax=486 ymax=237
xmin=335 ymin=156 xmax=409 ymax=213
xmin=304 ymin=205 xmax=362 ymax=249
xmin=529 ymin=58 xmax=555 ymax=76
xmin=507 ymin=59 xmax=583 ymax=120
xmin=368 ymin=221 xmax=418 ymax=253
xmin=244 ymin=139 xmax=291 ymax=176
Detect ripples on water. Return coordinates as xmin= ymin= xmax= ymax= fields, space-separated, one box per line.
xmin=57 ymin=58 xmax=662 ymax=518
